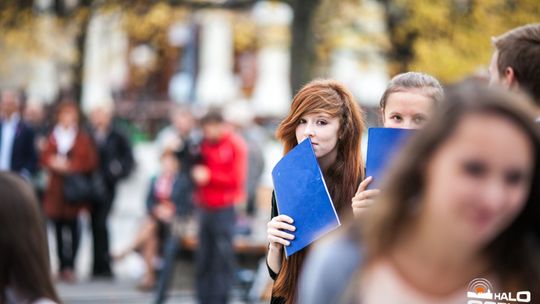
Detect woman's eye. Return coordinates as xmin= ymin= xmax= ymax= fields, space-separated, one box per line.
xmin=316 ymin=120 xmax=328 ymax=126
xmin=505 ymin=170 xmax=528 ymax=186
xmin=391 ymin=115 xmax=402 ymax=121
xmin=414 ymin=116 xmax=427 ymax=124
xmin=462 ymin=160 xmax=487 ymax=177
xmin=298 ymin=118 xmax=306 ymax=124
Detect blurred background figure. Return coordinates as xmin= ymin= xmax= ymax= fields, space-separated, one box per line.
xmin=88 ymin=104 xmax=135 ymax=279
xmin=23 ymin=100 xmax=50 ymax=201
xmin=0 ymin=89 xmax=37 ymax=180
xmin=115 ymin=149 xmax=190 ymax=291
xmin=224 ymin=101 xmax=266 ymax=217
xmin=0 ymin=172 xmax=61 ymax=304
xmin=23 ymin=100 xmax=50 ymax=158
xmin=299 ymin=81 xmax=540 ymax=304
xmin=41 ymin=101 xmax=98 ymax=283
xmin=488 ymin=23 xmax=540 ymax=114
xmin=193 ymin=110 xmax=247 ymax=304
xmin=155 ymin=105 xmax=200 ymax=216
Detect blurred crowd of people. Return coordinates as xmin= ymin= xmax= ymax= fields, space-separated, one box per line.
xmin=1 ymin=22 xmax=539 ymax=304
xmin=0 ymin=88 xmax=267 ymax=303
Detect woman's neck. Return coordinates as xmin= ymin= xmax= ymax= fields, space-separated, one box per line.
xmin=389 ymin=219 xmax=490 ymax=296
xmin=318 ymin=148 xmax=338 ymax=171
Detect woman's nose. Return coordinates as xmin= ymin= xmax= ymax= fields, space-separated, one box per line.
xmin=303 ymin=123 xmax=315 ymax=138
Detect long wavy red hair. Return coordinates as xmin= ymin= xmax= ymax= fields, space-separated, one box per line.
xmin=272 ymin=79 xmax=365 ymax=302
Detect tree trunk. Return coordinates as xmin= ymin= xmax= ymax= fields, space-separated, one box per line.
xmin=72 ymin=0 xmax=93 ymax=104
xmin=289 ymin=0 xmax=320 ymax=95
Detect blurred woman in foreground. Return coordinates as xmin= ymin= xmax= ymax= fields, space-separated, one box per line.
xmin=0 ymin=172 xmax=61 ymax=304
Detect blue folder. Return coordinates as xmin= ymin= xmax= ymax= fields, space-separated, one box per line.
xmin=271 ymin=138 xmax=340 ymax=258
xmin=365 ymin=127 xmax=414 ymax=189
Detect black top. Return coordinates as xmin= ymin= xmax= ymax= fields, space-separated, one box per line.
xmin=267 ymin=192 xmax=287 ymax=304
xmin=90 ymin=126 xmax=135 ymax=190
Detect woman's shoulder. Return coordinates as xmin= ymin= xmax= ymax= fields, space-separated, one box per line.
xmin=297 ymin=230 xmax=363 ymax=304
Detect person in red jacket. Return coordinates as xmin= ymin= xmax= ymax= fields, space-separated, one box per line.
xmin=192 ymin=110 xmax=247 ymax=304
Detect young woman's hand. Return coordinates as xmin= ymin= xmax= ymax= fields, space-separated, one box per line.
xmin=267 ymin=214 xmax=296 ymax=250
xmin=352 ymin=176 xmax=381 ymax=217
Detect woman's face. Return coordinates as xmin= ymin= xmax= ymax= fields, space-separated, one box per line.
xmin=295 ymin=111 xmax=341 ymax=162
xmin=421 ymin=113 xmax=533 ymax=248
xmin=382 ymin=90 xmax=434 ymax=129
xmin=58 ymin=108 xmax=79 ymax=128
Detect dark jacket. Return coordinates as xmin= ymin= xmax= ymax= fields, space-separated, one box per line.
xmin=90 ymin=127 xmax=135 ymax=192
xmin=146 ymin=173 xmax=192 ymax=217
xmin=0 ymin=120 xmax=37 ymax=177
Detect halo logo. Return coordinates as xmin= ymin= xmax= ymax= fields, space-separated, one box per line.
xmin=466 ymin=278 xmax=531 ymax=304
xmin=468 ymin=278 xmax=494 ymax=299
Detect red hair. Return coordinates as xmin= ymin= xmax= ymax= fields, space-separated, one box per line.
xmin=272 ymin=79 xmax=365 ymax=302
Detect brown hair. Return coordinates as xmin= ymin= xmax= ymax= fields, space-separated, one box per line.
xmin=273 ymin=79 xmax=365 ymax=302
xmin=493 ymin=23 xmax=540 ymax=104
xmin=200 ymin=109 xmax=224 ymax=126
xmin=55 ymin=100 xmax=81 ymax=125
xmin=379 ymin=72 xmax=443 ymax=115
xmin=0 ymin=173 xmax=61 ymax=303
xmin=359 ymin=81 xmax=540 ymax=294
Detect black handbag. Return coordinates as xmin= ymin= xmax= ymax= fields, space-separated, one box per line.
xmin=63 ymin=172 xmax=107 ymax=204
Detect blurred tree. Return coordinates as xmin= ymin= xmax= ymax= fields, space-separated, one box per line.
xmin=286 ymin=0 xmax=321 ymax=94
xmin=0 ymin=0 xmax=252 ymax=103
xmin=382 ymin=0 xmax=540 ymax=82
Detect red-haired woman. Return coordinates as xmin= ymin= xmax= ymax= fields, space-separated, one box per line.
xmin=41 ymin=101 xmax=98 ymax=283
xmin=266 ymin=79 xmax=365 ymax=303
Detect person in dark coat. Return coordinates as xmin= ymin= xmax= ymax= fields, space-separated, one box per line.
xmin=0 ymin=89 xmax=37 ymax=180
xmin=88 ymin=104 xmax=135 ymax=278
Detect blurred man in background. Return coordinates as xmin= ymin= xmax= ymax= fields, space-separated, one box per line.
xmin=489 ymin=23 xmax=540 ymax=120
xmin=88 ymin=104 xmax=135 ymax=279
xmin=193 ymin=110 xmax=247 ymax=304
xmin=0 ymin=89 xmax=37 ymax=180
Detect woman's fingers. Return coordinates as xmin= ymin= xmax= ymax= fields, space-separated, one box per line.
xmin=352 ymin=199 xmax=376 ymax=209
xmin=354 ymin=189 xmax=381 ymax=201
xmin=274 ymin=214 xmax=294 ymax=224
xmin=268 ymin=220 xmax=296 ymax=232
xmin=267 ymin=214 xmax=296 ymax=247
xmin=355 ymin=176 xmax=373 ymax=195
xmin=268 ymin=228 xmax=295 ymax=240
xmin=268 ymin=235 xmax=291 ymax=247
xmin=352 ymin=186 xmax=380 ymax=218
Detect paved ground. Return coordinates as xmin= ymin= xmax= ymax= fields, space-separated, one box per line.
xmin=48 ymin=142 xmax=271 ymax=303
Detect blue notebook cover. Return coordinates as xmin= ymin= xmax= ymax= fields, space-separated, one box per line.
xmin=271 ymin=138 xmax=340 ymax=258
xmin=365 ymin=128 xmax=414 ymax=189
